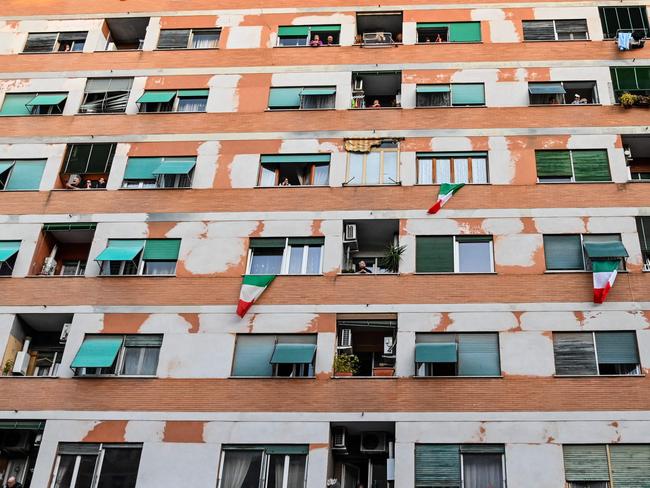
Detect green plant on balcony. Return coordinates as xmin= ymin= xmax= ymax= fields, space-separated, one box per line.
xmin=333 ymin=353 xmax=360 ymax=375
xmin=620 ymin=92 xmax=650 ymax=107
xmin=380 ymin=243 xmax=406 ymax=273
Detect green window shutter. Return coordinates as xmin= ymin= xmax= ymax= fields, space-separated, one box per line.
xmin=416 ymin=236 xmax=454 ymax=272
xmin=287 ymin=237 xmax=324 ymax=246
xmin=458 ymin=333 xmax=500 ymax=376
xmin=449 ymin=22 xmax=481 ymax=42
xmin=5 ymin=160 xmax=46 ymax=190
xmin=451 ymin=84 xmax=484 ymax=105
xmin=563 ymin=445 xmax=610 ymax=481
xmin=416 ymin=85 xmax=451 ymax=94
xmin=0 ymin=241 xmax=20 ymax=262
xmin=571 ymin=150 xmax=611 ymax=182
xmin=268 ymin=87 xmax=302 ymax=108
xmin=71 ymin=336 xmax=123 ymax=368
xmin=26 ymin=94 xmax=67 ymax=106
xmin=543 ymin=235 xmax=584 ymax=270
xmin=595 ymin=332 xmax=639 ymax=364
xmin=536 ymin=151 xmax=572 ymax=178
xmin=124 ymin=335 xmax=163 ymax=347
xmin=270 ymin=343 xmax=316 ymax=364
xmin=278 ymin=26 xmax=309 ymax=36
xmin=553 ymin=333 xmax=598 ymax=375
xmin=300 ymin=87 xmax=336 ymax=96
xmin=1 ymin=94 xmax=36 ymax=115
xmin=310 ymin=25 xmax=341 ymax=33
xmin=460 ymin=444 xmax=505 ymax=454
xmin=583 ymin=240 xmax=628 ymax=259
xmin=177 ymin=89 xmax=209 ymax=97
xmin=151 ymin=159 xmax=196 ymax=175
xmin=96 ymin=239 xmax=145 ymax=261
xmin=415 ymin=343 xmax=457 ymax=363
xmin=137 ymin=91 xmax=176 ymax=103
xmin=610 ymin=445 xmax=650 ymax=487
xmin=415 ymin=444 xmax=461 ymax=488
xmin=143 ymin=239 xmax=181 ymax=260
xmin=260 ymin=154 xmax=331 ymax=164
xmin=123 ymin=157 xmax=162 ymax=180
xmin=232 ymin=335 xmax=275 ymax=376
xmin=249 ymin=238 xmax=286 ymax=248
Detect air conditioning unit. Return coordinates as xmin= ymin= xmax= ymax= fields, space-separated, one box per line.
xmin=353 ymin=78 xmax=363 ymax=91
xmin=332 ymin=427 xmax=347 ymax=450
xmin=59 ymin=323 xmax=72 ymax=343
xmin=12 ymin=351 xmax=30 ymax=376
xmin=360 ymin=432 xmax=388 ymax=453
xmin=338 ymin=329 xmax=352 ymax=349
xmin=344 ymin=224 xmax=357 ymax=241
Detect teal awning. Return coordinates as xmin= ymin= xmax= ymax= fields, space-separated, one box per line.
xmin=301 ymin=87 xmax=336 ymax=96
xmin=26 ymin=94 xmax=67 ymax=106
xmin=278 ymin=26 xmax=309 ymax=36
xmin=584 ymin=241 xmax=628 ymax=259
xmin=310 ymin=25 xmax=341 ymax=33
xmin=124 ymin=157 xmax=162 ymax=180
xmin=0 ymin=161 xmax=14 ymax=175
xmin=137 ymin=91 xmax=176 ymax=103
xmin=0 ymin=241 xmax=20 ymax=262
xmin=529 ymin=84 xmax=566 ymax=95
xmin=417 ymin=85 xmax=451 ymax=93
xmin=417 ymin=23 xmax=448 ymax=29
xmin=152 ymin=160 xmax=196 ymax=175
xmin=260 ymin=154 xmax=331 ymax=164
xmin=71 ymin=336 xmax=123 ymax=368
xmin=416 ymin=343 xmax=458 ymax=363
xmin=95 ymin=239 xmax=145 ymax=261
xmin=270 ymin=343 xmax=316 ymax=364
xmin=177 ymin=89 xmax=209 ymax=97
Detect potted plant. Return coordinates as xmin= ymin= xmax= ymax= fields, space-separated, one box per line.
xmin=333 ymin=353 xmax=359 ymax=377
xmin=372 ymin=365 xmax=395 ymax=377
xmin=3 ymin=360 xmax=13 ymax=376
xmin=620 ymin=92 xmax=638 ymax=108
xmin=380 ymin=243 xmax=406 ymax=274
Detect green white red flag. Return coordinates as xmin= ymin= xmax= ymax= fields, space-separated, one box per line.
xmin=592 ymin=260 xmax=619 ymax=304
xmin=237 ymin=274 xmax=276 ymax=317
xmin=428 ymin=183 xmax=465 ymax=214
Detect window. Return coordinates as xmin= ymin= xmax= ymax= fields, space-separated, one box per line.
xmin=416 ymin=84 xmax=485 ymax=107
xmin=71 ymin=334 xmax=162 ymax=376
xmin=351 ymin=71 xmax=402 ymax=108
xmin=0 ymin=159 xmax=46 ymax=191
xmin=356 ymin=12 xmax=403 ymax=46
xmin=51 ymin=443 xmax=142 ymax=488
xmin=528 ymin=81 xmax=598 ymax=105
xmin=543 ymin=234 xmax=627 ymax=271
xmin=258 ymin=154 xmax=330 ymax=186
xmin=0 ymin=241 xmax=20 ymax=276
xmin=417 ymin=152 xmax=488 ymax=184
xmin=416 ymin=236 xmax=494 ymax=273
xmin=218 ymin=446 xmax=307 ymax=488
xmin=416 ymin=22 xmax=481 ymax=43
xmin=522 ymin=19 xmax=589 ymax=40
xmin=346 ymin=141 xmax=399 ymax=185
xmin=277 ymin=25 xmax=341 ymax=46
xmin=247 ymin=237 xmax=323 ymax=275
xmin=535 ymin=150 xmax=611 ymax=182
xmin=122 ymin=157 xmax=196 ymax=189
xmin=415 ymin=333 xmax=500 ymax=377
xmin=599 ymin=7 xmax=649 ymax=39
xmin=564 ymin=444 xmax=650 ymax=488
xmin=23 ymin=32 xmax=87 ymax=53
xmin=610 ymin=66 xmax=650 ymax=100
xmin=553 ymin=331 xmax=640 ymax=376
xmin=636 ymin=217 xmax=650 ymax=271
xmin=35 ymin=223 xmax=96 ymax=277
xmin=0 ymin=92 xmax=68 ymax=115
xmin=268 ymin=86 xmax=336 ymax=110
xmin=61 ymin=143 xmax=115 ymax=187
xmin=96 ymin=239 xmax=181 ymax=276
xmin=231 ymin=334 xmax=316 ymax=377
xmin=104 ymin=17 xmax=149 ymax=51
xmin=415 ymin=445 xmax=506 ymax=488
xmin=137 ymin=90 xmax=209 ymax=113
xmin=79 ymin=78 xmax=133 ymax=114
xmin=157 ymin=28 xmax=221 ymax=49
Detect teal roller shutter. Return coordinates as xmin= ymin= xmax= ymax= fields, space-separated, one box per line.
xmin=264 ymin=445 xmax=309 ymax=455
xmin=610 ymin=445 xmax=650 ymax=488
xmin=528 ymin=84 xmax=566 ymax=95
xmin=310 ymin=25 xmax=341 ymax=33
xmin=536 ymin=151 xmax=572 ymax=178
xmin=268 ymin=87 xmax=302 ymax=108
xmin=95 ymin=240 xmax=145 ymax=261
xmin=143 ymin=239 xmax=181 ymax=260
xmin=415 ymin=343 xmax=457 ymax=363
xmin=543 ymin=235 xmax=584 ymax=270
xmin=136 ymin=91 xmax=176 ymax=103
xmin=301 ymin=87 xmax=336 ymax=96
xmin=415 ymin=444 xmax=461 ymax=488
xmin=553 ymin=333 xmax=598 ymax=375
xmin=287 ymin=237 xmax=324 ymax=246
xmin=151 ymin=159 xmax=196 ymax=175
xmin=451 ymin=84 xmax=484 ymax=105
xmin=595 ymin=332 xmax=639 ymax=364
xmin=5 ymin=160 xmax=46 ymax=190
xmin=270 ymin=343 xmax=316 ymax=364
xmin=232 ymin=335 xmax=275 ymax=376
xmin=449 ymin=22 xmax=481 ymax=42
xmin=572 ymin=150 xmax=611 ymax=182
xmin=416 ymin=85 xmax=451 ymax=93
xmin=0 ymin=241 xmax=20 ymax=262
xmin=458 ymin=333 xmax=500 ymax=376
xmin=416 ymin=236 xmax=454 ymax=272
xmin=0 ymin=94 xmax=34 ymax=115
xmin=563 ymin=445 xmax=610 ymax=481
xmin=25 ymin=94 xmax=68 ymax=106
xmin=417 ymin=23 xmax=449 ymax=29
xmin=71 ymin=336 xmax=123 ymax=368
xmin=124 ymin=335 xmax=163 ymax=347
xmin=278 ymin=26 xmax=309 ymax=36
xmin=583 ymin=241 xmax=628 ymax=259
xmin=123 ymin=157 xmax=162 ymax=180
xmin=177 ymin=89 xmax=209 ymax=97
xmin=261 ymin=154 xmax=331 ymax=164
xmin=460 ymin=445 xmax=505 ymax=454
xmin=249 ymin=238 xmax=286 ymax=248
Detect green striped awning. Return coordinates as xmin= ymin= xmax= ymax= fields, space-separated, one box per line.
xmin=142 ymin=239 xmax=181 ymax=260
xmin=270 ymin=343 xmax=317 ymax=364
xmin=177 ymin=89 xmax=209 ymax=97
xmin=26 ymin=94 xmax=67 ymax=106
xmin=95 ymin=239 xmax=145 ymax=261
xmin=416 ymin=343 xmax=458 ymax=363
xmin=583 ymin=241 xmax=628 ymax=259
xmin=71 ymin=336 xmax=123 ymax=368
xmin=0 ymin=241 xmax=20 ymax=262
xmin=137 ymin=91 xmax=176 ymax=104
xmin=417 ymin=85 xmax=451 ymax=93
xmin=151 ymin=160 xmax=196 ymax=175
xmin=301 ymin=87 xmax=336 ymax=96
xmin=260 ymin=154 xmax=331 ymax=164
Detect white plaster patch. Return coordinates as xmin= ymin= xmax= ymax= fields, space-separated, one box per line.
xmin=229 ymin=154 xmax=260 ymax=188
xmin=447 ymin=312 xmax=519 ymax=331
xmin=136 ymin=443 xmax=220 ymax=487
xmin=226 ymin=26 xmax=262 ymax=49
xmin=124 ymin=421 xmax=165 ymax=442
xmin=533 ymin=217 xmax=586 ymax=234
xmin=405 ymin=218 xmax=462 ymax=235
xmin=215 ymin=15 xmax=245 ymax=27
xmin=586 ymin=216 xmax=638 ymax=234
xmin=505 ymin=444 xmax=565 ymax=488
xmin=518 ymin=311 xmax=580 ymax=331
xmin=494 ymin=234 xmax=542 ymax=267
xmin=430 ymin=137 xmax=472 ymax=152
xmin=208 ymin=75 xmax=241 ymax=113
xmin=487 ymin=136 xmax=515 ymax=184
xmin=482 ymin=218 xmax=524 ymax=235
xmin=259 ymin=219 xmax=314 ymax=237
xmin=580 ymin=310 xmax=649 ymax=330
xmin=500 ymin=331 xmax=556 ymax=376
xmin=194 ymin=141 xmax=220 ymax=189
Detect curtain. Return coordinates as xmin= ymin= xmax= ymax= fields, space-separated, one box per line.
xmin=366 ymin=152 xmax=381 ymax=184
xmin=472 ymin=158 xmax=488 ymax=183
xmin=260 ymin=167 xmax=276 ymax=187
xmin=192 ymin=33 xmax=218 ymax=48
xmin=287 ymin=455 xmax=307 ymax=488
xmin=53 ymin=455 xmax=76 ymax=488
xmin=454 ymin=158 xmax=469 ymax=183
xmin=273 ymin=456 xmax=285 ymax=488
xmin=383 ymin=152 xmax=398 ymax=183
xmin=313 ymin=164 xmax=329 ymax=185
xmin=418 ymin=158 xmax=433 ymax=184
xmin=463 ymin=454 xmax=503 ymax=488
xmin=221 ymin=451 xmax=256 ymax=488
xmin=436 ymin=158 xmax=451 ymax=183
xmin=301 ymin=95 xmax=334 ymax=109
xmin=347 ymin=153 xmax=364 ymax=184
xmin=177 ymin=98 xmax=207 ymax=112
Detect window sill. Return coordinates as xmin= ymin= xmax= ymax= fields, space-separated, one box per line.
xmin=137 ymin=111 xmax=207 ymax=114
xmin=120 ymin=187 xmax=192 ymax=190
xmin=523 ymin=39 xmax=591 ymax=42
xmin=627 ymin=179 xmax=650 ymax=183
xmin=544 ymin=270 xmax=629 ymax=274
xmin=27 ymin=275 xmax=85 ymax=278
xmin=19 ymin=51 xmax=85 ymax=55
xmin=528 ymin=104 xmax=601 ymax=107
xmin=253 ymin=185 xmax=330 ymax=189
xmin=415 ymin=41 xmax=483 ymax=45
xmin=101 ymin=49 xmax=144 ymax=53
xmin=332 ymin=375 xmax=398 ymax=379
xmin=0 ymin=114 xmax=64 ymax=117
xmin=553 ymin=374 xmax=645 ymax=378
xmin=77 ymin=112 xmax=128 ymax=115
xmin=537 ymin=181 xmax=613 ymax=184
xmin=341 ymin=182 xmax=402 ymax=187
xmin=0 ymin=375 xmax=59 ymax=379
xmin=244 ymin=273 xmax=323 ymax=277
xmin=51 ymin=188 xmax=108 ymax=191
xmin=99 ymin=274 xmax=177 ymax=278
xmin=415 ymin=183 xmax=490 ymax=186
xmin=154 ymin=47 xmax=220 ymax=51
xmin=414 ymin=272 xmax=497 ymax=275
xmin=414 ymin=105 xmax=486 ymax=109
xmin=229 ymin=376 xmax=315 ymax=379
xmin=337 ymin=272 xmax=400 ymax=276
xmin=413 ymin=375 xmax=503 ymax=379
xmin=266 ymin=108 xmax=335 ymax=112
xmin=349 ymin=106 xmax=402 ymax=110
xmin=275 ymin=45 xmax=340 ymax=48
xmin=75 ymin=375 xmax=158 ymax=378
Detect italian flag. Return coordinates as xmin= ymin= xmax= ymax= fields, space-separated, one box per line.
xmin=592 ymin=260 xmax=619 ymax=304
xmin=427 ymin=183 xmax=465 ymax=214
xmin=237 ymin=275 xmax=276 ymax=318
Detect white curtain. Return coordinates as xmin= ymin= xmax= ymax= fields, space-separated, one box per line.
xmin=454 ymin=158 xmax=469 ymax=183
xmin=192 ymin=33 xmax=218 ymax=48
xmin=273 ymin=456 xmax=285 ymax=488
xmin=260 ymin=167 xmax=276 ymax=187
xmin=463 ymin=454 xmax=503 ymax=488
xmin=418 ymin=159 xmax=433 ymax=184
xmin=313 ymin=165 xmax=329 ymax=185
xmin=221 ymin=451 xmax=256 ymax=488
xmin=472 ymin=158 xmax=488 ymax=183
xmin=435 ymin=158 xmax=451 ymax=183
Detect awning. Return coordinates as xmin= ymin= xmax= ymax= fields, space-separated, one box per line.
xmin=0 ymin=161 xmax=15 ymax=175
xmin=528 ymin=84 xmax=566 ymax=95
xmin=152 ymin=160 xmax=196 ymax=175
xmin=270 ymin=343 xmax=317 ymax=364
xmin=416 ymin=85 xmax=451 ymax=93
xmin=136 ymin=91 xmax=176 ymax=104
xmin=584 ymin=241 xmax=629 ymax=259
xmin=301 ymin=87 xmax=336 ymax=96
xmin=0 ymin=241 xmax=20 ymax=263
xmin=177 ymin=89 xmax=209 ymax=97
xmin=310 ymin=25 xmax=341 ymax=33
xmin=260 ymin=154 xmax=331 ymax=164
xmin=95 ymin=239 xmax=145 ymax=261
xmin=25 ymin=94 xmax=67 ymax=106
xmin=278 ymin=26 xmax=309 ymax=36
xmin=415 ymin=343 xmax=458 ymax=363
xmin=71 ymin=336 xmax=123 ymax=368
xmin=43 ymin=223 xmax=97 ymax=231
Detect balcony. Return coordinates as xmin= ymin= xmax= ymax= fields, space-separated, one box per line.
xmin=30 ymin=223 xmax=95 ymax=277
xmin=356 ymin=12 xmax=402 ymax=47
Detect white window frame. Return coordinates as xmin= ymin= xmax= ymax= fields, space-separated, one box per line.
xmin=545 ymin=233 xmax=625 ymax=272
xmin=76 ymin=335 xmax=161 ymax=377
xmin=536 ymin=150 xmax=605 ymax=183
xmin=217 ymin=449 xmax=308 ymax=488
xmin=246 ymin=238 xmax=324 ymax=275
xmin=416 ymin=154 xmax=489 ymax=185
xmin=459 ymin=451 xmax=507 ymax=488
xmin=589 ymin=331 xmax=640 ymax=376
xmin=345 ymin=146 xmax=400 ymax=185
xmin=24 ymin=32 xmax=87 ymax=53
xmin=552 ymin=19 xmax=589 ymax=40
xmin=188 ymin=28 xmax=221 ymax=49
xmin=453 ymin=237 xmax=495 ymax=273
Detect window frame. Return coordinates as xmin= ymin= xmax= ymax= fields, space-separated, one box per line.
xmin=231 ymin=334 xmax=317 ymax=378
xmin=599 ymin=6 xmax=649 ymax=39
xmin=543 ymin=233 xmax=626 ymax=272
xmin=535 ymin=149 xmax=611 ymax=183
xmin=23 ymin=31 xmax=87 ymax=53
xmin=121 ymin=156 xmax=195 ymax=189
xmin=156 ymin=28 xmax=221 ymax=49
xmin=62 ymin=143 xmax=116 ymax=176
xmin=276 ymin=25 xmax=341 ymax=47
xmin=246 ymin=238 xmax=324 ymax=276
xmin=99 ymin=239 xmax=180 ymax=277
xmin=0 ymin=159 xmax=47 ymax=191
xmin=74 ymin=334 xmax=162 ymax=377
xmin=257 ymin=160 xmax=330 ymax=187
xmin=0 ymin=92 xmax=68 ymax=116
xmin=416 ymin=83 xmax=486 ymax=107
xmin=415 ymin=332 xmax=501 ymax=377
xmin=416 ymin=153 xmax=489 ymax=184
xmin=345 ymin=144 xmax=400 ymax=185
xmin=217 ymin=447 xmax=308 ymax=488
xmin=528 ymin=81 xmax=599 ymax=105
xmin=137 ymin=91 xmax=209 ymax=113
xmin=522 ymin=19 xmax=589 ymax=41
xmin=79 ymin=78 xmax=133 ymax=114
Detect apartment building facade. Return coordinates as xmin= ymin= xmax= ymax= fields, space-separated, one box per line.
xmin=0 ymin=0 xmax=650 ymax=486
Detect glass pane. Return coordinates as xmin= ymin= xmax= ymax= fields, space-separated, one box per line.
xmin=418 ymin=159 xmax=433 ymax=184
xmin=97 ymin=447 xmax=142 ymax=488
xmin=267 ymin=455 xmax=286 ymax=488
xmin=453 ymin=158 xmax=469 ymax=183
xmin=463 ymin=453 xmax=503 ymax=488
xmin=287 ymin=454 xmax=307 ymax=488
xmin=191 ymin=33 xmax=219 ymax=48
xmin=220 ymin=450 xmax=263 ymax=488
xmin=65 ymin=145 xmax=92 ymax=174
xmin=306 ymin=246 xmax=322 ymax=274
xmin=313 ymin=164 xmax=329 ymax=185
xmin=141 ymin=347 xmax=160 ymax=375
xmin=436 ymin=159 xmax=451 ymax=183
xmin=458 ymin=241 xmax=492 ymax=272
xmin=143 ymin=261 xmax=176 ymax=275
xmin=471 ymin=158 xmax=488 ymax=183
xmin=366 ymin=152 xmax=380 ymax=184
xmin=288 ymin=246 xmax=304 ymax=274
xmin=348 ymin=153 xmax=363 ymax=185
xmin=177 ymin=97 xmax=207 ymax=112
xmin=53 ymin=455 xmax=76 ymax=488
xmin=382 ymin=151 xmax=398 ymax=183
xmin=122 ymin=347 xmax=159 ymax=375
xmin=75 ymin=455 xmax=98 ymax=488
xmin=250 ymin=249 xmax=284 ymax=274
xmin=259 ymin=166 xmax=276 ymax=186
xmin=87 ymin=144 xmax=113 ymax=174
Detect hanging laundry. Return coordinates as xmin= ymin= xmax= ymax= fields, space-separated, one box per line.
xmin=618 ymin=31 xmax=632 ymax=51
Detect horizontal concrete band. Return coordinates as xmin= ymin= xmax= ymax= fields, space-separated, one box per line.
xmin=0 ymin=376 xmax=648 ymax=412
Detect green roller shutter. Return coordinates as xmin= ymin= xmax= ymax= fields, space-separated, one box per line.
xmin=249 ymin=238 xmax=286 ymax=248
xmin=460 ymin=444 xmax=505 ymax=454
xmin=143 ymin=239 xmax=181 ymax=260
xmin=610 ymin=445 xmax=650 ymax=487
xmin=415 ymin=444 xmax=461 ymax=488
xmin=123 ymin=157 xmax=162 ymax=180
xmin=95 ymin=240 xmax=145 ymax=261
xmin=416 ymin=236 xmax=454 ymax=272
xmin=458 ymin=333 xmax=500 ymax=376
xmin=268 ymin=87 xmax=302 ymax=109
xmin=310 ymin=25 xmax=341 ymax=33
xmin=270 ymin=343 xmax=316 ymax=364
xmin=136 ymin=91 xmax=176 ymax=103
xmin=563 ymin=445 xmax=610 ymax=481
xmin=416 ymin=85 xmax=451 ymax=93
xmin=415 ymin=343 xmax=457 ymax=363
xmin=5 ymin=160 xmax=46 ymax=190
xmin=572 ymin=150 xmax=611 ymax=182
xmin=71 ymin=336 xmax=123 ymax=368
xmin=177 ymin=89 xmax=209 ymax=97
xmin=287 ymin=237 xmax=324 ymax=246
xmin=553 ymin=333 xmax=598 ymax=375
xmin=543 ymin=235 xmax=584 ymax=270
xmin=451 ymin=84 xmax=484 ymax=105
xmin=583 ymin=241 xmax=628 ymax=259
xmin=25 ymin=94 xmax=67 ymax=106
xmin=151 ymin=159 xmax=196 ymax=175
xmin=301 ymin=87 xmax=336 ymax=96
xmin=232 ymin=335 xmax=275 ymax=376
xmin=417 ymin=23 xmax=448 ymax=29
xmin=264 ymin=445 xmax=309 ymax=455
xmin=449 ymin=22 xmax=481 ymax=42
xmin=536 ymin=151 xmax=572 ymax=178
xmin=261 ymin=154 xmax=331 ymax=164
xmin=595 ymin=332 xmax=639 ymax=364
xmin=0 ymin=421 xmax=45 ymax=431
xmin=124 ymin=335 xmax=163 ymax=347
xmin=278 ymin=26 xmax=309 ymax=36
xmin=0 ymin=241 xmax=20 ymax=262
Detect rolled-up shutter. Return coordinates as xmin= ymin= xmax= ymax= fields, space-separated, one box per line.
xmin=416 ymin=236 xmax=454 ymax=272
xmin=231 ymin=335 xmax=275 ymax=377
xmin=451 ymin=84 xmax=485 ymax=105
xmin=458 ymin=334 xmax=500 ymax=376
xmin=563 ymin=445 xmax=610 ymax=481
xmin=157 ymin=29 xmax=191 ymax=49
xmin=522 ymin=20 xmax=555 ymax=40
xmin=535 ymin=151 xmax=572 ymax=178
xmin=23 ymin=33 xmax=57 ymax=52
xmin=572 ymin=150 xmax=611 ymax=182
xmin=449 ymin=22 xmax=481 ymax=42
xmin=124 ymin=335 xmax=163 ymax=347
xmin=553 ymin=333 xmax=598 ymax=375
xmin=460 ymin=445 xmax=505 ymax=454
xmin=594 ymin=332 xmax=639 ymax=364
xmin=610 ymin=445 xmax=650 ymax=488
xmin=415 ymin=444 xmax=460 ymax=488
xmin=57 ymin=443 xmax=101 ymax=455
xmin=249 ymin=238 xmax=286 ymax=248
xmin=278 ymin=26 xmax=309 ymax=36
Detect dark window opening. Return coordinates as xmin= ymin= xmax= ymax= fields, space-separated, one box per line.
xmin=336 ymin=317 xmax=396 ymax=377
xmin=61 ymin=143 xmax=115 ymax=190
xmin=356 ymin=12 xmax=403 ymax=45
xmin=104 ymin=17 xmax=149 ymax=50
xmin=351 ymin=71 xmax=401 ymax=108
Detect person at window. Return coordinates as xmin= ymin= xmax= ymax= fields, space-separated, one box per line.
xmin=310 ymin=35 xmax=323 ymax=47
xmin=280 ymin=177 xmax=291 ymax=186
xmin=65 ymin=174 xmax=81 ymax=190
xmin=571 ymin=93 xmax=581 ymax=104
xmin=60 ymin=43 xmax=71 ymax=52
xmin=326 ymin=35 xmax=335 ymax=46
xmin=435 ymin=34 xmax=443 ymax=43
xmin=371 ymin=99 xmax=381 ymax=108
xmin=580 ymin=97 xmax=588 ymax=104
xmin=549 ymin=96 xmax=559 ymax=105
xmin=84 ymin=179 xmax=93 ymax=189
xmin=356 ymin=260 xmax=372 ymax=273
xmin=97 ymin=177 xmax=107 ymax=188
xmin=5 ymin=476 xmax=23 ymax=488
